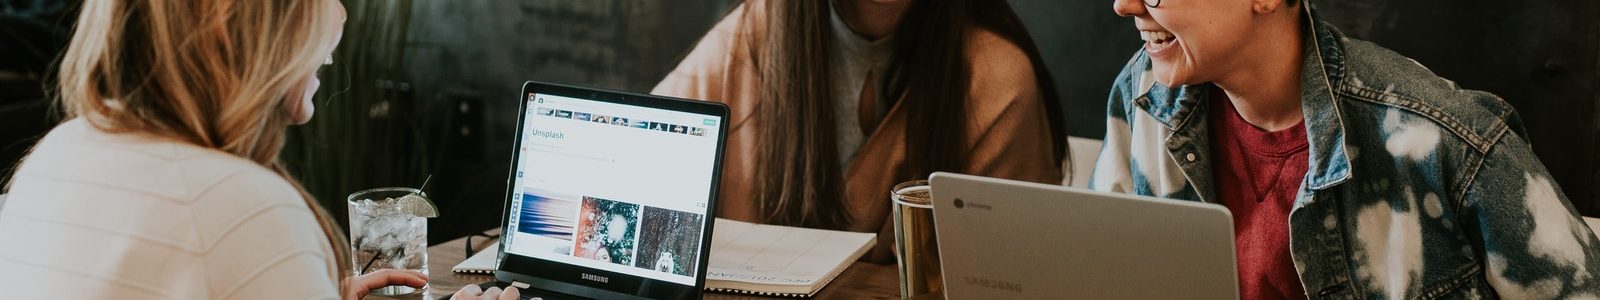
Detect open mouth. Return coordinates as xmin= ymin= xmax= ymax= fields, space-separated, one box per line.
xmin=1140 ymin=30 xmax=1177 ymax=53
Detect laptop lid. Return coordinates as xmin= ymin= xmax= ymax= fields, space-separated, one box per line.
xmin=928 ymin=172 xmax=1238 ymax=299
xmin=496 ymin=81 xmax=728 ymax=299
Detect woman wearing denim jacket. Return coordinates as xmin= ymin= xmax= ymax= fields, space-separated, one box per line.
xmin=1090 ymin=0 xmax=1600 ymax=298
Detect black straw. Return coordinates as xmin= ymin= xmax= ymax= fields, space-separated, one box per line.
xmin=360 ymin=252 xmax=382 ymax=274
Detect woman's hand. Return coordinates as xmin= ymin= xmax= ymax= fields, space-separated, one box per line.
xmin=453 ymin=284 xmax=522 ymax=300
xmin=343 ymin=269 xmax=428 ymax=300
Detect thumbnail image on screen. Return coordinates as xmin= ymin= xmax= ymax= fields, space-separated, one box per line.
xmin=516 ymin=192 xmax=579 ymax=255
xmin=573 ymin=196 xmax=639 ymax=266
xmin=634 ymin=207 xmax=704 ymax=276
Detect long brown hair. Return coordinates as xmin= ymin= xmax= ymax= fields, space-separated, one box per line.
xmin=747 ymin=0 xmax=1065 ymax=229
xmin=54 ymin=0 xmax=350 ymax=285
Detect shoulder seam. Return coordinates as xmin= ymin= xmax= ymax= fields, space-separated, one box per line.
xmin=0 ymin=214 xmax=201 ymax=253
xmin=1453 ymin=146 xmax=1485 ymax=226
xmin=198 ymin=201 xmax=313 ymax=252
xmin=212 ymin=250 xmax=333 ymax=299
xmin=0 ymin=255 xmax=178 ymax=298
xmin=10 ymin=174 xmax=193 ymax=204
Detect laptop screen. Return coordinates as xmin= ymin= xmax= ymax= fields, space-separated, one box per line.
xmin=501 ymin=85 xmax=722 ymax=293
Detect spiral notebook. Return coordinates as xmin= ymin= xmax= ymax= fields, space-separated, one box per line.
xmin=452 ymin=241 xmax=499 ymax=275
xmin=704 ymin=218 xmax=877 ymax=297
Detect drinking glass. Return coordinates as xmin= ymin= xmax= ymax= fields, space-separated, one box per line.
xmin=347 ymin=187 xmax=430 ymax=296
xmin=892 ymin=180 xmax=942 ymax=299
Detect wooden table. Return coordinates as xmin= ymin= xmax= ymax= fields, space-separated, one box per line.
xmin=369 ymin=230 xmax=902 ymax=299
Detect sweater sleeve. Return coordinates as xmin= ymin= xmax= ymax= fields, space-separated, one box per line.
xmin=959 ymin=30 xmax=1062 ymax=185
xmin=192 ymin=170 xmax=340 ymax=300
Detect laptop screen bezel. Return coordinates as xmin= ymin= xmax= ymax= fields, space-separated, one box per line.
xmin=494 ymin=81 xmax=726 ymax=299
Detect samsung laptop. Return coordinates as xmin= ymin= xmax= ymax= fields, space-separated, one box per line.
xmin=928 ymin=172 xmax=1239 ymax=299
xmin=471 ymin=81 xmax=728 ymax=299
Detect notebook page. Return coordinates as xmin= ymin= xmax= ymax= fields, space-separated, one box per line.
xmin=706 ymin=218 xmax=875 ymax=285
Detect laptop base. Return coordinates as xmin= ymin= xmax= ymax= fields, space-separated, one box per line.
xmin=434 ymin=280 xmax=585 ymax=300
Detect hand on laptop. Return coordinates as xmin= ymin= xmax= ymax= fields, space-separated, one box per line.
xmin=343 ymin=269 xmax=428 ymax=300
xmin=453 ymin=284 xmax=522 ymax=300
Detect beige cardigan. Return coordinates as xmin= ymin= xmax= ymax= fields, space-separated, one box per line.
xmin=653 ymin=1 xmax=1062 ymax=263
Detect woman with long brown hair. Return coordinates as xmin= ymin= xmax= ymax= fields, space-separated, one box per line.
xmin=0 ymin=0 xmax=516 ymax=299
xmin=654 ymin=0 xmax=1067 ymax=263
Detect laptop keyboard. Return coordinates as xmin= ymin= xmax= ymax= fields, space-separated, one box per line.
xmin=469 ymin=281 xmax=584 ymax=300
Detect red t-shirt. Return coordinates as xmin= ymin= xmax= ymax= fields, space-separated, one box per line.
xmin=1208 ymin=96 xmax=1310 ymax=299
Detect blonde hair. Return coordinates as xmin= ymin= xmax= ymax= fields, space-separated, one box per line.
xmin=57 ymin=0 xmax=351 ymax=285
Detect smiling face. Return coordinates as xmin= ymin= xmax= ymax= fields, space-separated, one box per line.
xmin=284 ymin=2 xmax=347 ymax=125
xmin=1113 ymin=0 xmax=1264 ymax=86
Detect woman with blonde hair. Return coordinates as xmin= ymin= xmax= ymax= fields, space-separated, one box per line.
xmin=0 ymin=0 xmax=516 ymax=299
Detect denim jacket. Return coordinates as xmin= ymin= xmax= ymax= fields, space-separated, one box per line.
xmin=1088 ymin=7 xmax=1600 ymax=299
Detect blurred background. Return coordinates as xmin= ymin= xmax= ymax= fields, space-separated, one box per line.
xmin=2 ymin=0 xmax=1596 ymax=243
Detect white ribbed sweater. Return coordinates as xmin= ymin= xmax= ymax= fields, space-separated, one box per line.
xmin=0 ymin=118 xmax=340 ymax=299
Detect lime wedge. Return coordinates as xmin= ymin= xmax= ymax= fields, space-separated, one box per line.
xmin=395 ymin=193 xmax=438 ymax=218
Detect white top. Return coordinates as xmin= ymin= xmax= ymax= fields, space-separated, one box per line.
xmin=827 ymin=4 xmax=895 ymax=168
xmin=0 ymin=118 xmax=340 ymax=299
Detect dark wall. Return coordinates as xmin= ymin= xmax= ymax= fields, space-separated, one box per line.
xmin=1010 ymin=0 xmax=1142 ymax=140
xmin=0 ymin=0 xmax=76 ymax=184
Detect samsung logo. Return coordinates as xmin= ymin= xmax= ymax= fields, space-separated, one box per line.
xmin=964 ymin=277 xmax=1022 ymax=293
xmin=581 ymin=273 xmax=609 ymax=283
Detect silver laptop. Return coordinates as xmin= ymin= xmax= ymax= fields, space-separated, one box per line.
xmin=929 ymin=172 xmax=1238 ymax=299
xmin=480 ymin=81 xmax=729 ymax=299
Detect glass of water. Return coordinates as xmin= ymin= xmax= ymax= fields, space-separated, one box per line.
xmin=347 ymin=187 xmax=435 ymax=296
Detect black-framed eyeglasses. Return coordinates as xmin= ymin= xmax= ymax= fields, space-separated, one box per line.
xmin=1145 ymin=0 xmax=1160 ymax=8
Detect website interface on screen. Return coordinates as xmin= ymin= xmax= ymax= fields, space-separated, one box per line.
xmin=506 ymin=92 xmax=721 ymax=286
